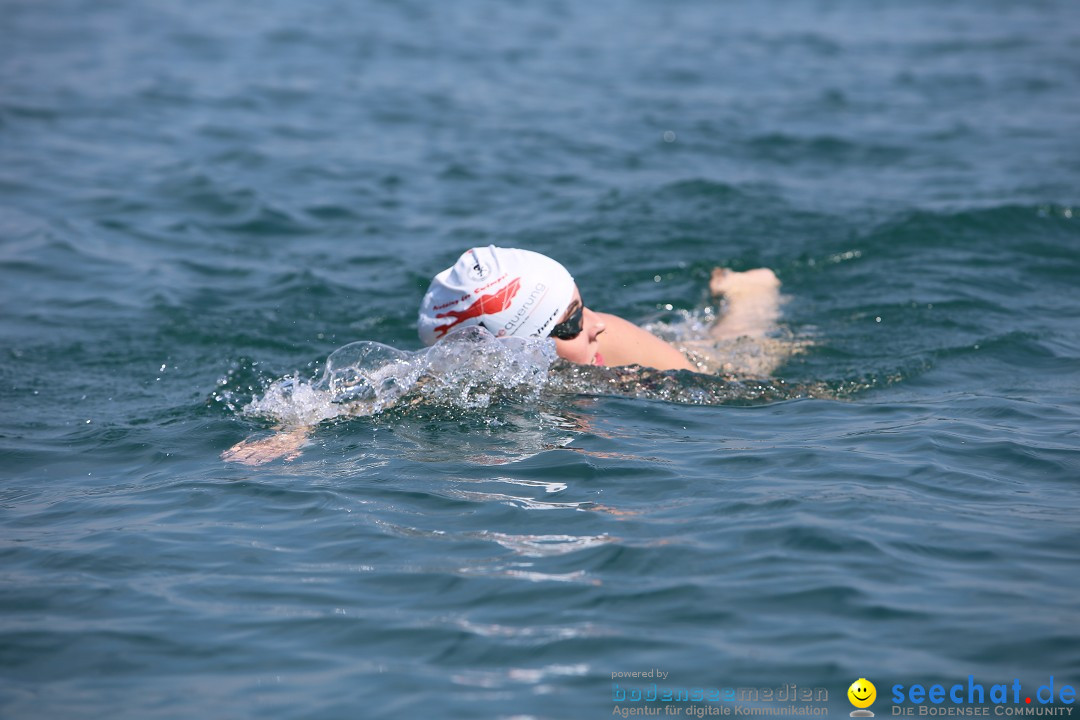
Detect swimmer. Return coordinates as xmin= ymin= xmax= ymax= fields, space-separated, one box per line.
xmin=222 ymin=246 xmax=783 ymax=465
xmin=417 ymin=246 xmax=781 ymax=372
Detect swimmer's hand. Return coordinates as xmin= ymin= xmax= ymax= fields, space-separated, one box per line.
xmin=709 ymin=267 xmax=780 ymax=298
xmin=222 ymin=427 xmax=311 ymax=466
xmin=709 ymin=267 xmax=782 ymax=340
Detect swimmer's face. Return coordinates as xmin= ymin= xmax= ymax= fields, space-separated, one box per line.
xmin=551 ymin=286 xmax=605 ymax=365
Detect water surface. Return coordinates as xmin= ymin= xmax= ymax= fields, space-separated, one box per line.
xmin=2 ymin=0 xmax=1079 ymax=718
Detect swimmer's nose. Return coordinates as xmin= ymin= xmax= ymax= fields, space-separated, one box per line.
xmin=589 ymin=311 xmax=605 ymax=339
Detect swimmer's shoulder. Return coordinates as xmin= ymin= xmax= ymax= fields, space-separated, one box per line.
xmin=595 ymin=312 xmax=695 ymax=372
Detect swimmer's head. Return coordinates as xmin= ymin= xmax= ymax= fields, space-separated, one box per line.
xmin=417 ymin=246 xmax=576 ymax=346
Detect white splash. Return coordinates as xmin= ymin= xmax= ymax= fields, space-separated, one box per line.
xmin=240 ymin=326 xmax=558 ymax=424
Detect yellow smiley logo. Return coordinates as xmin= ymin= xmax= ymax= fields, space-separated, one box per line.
xmin=848 ymin=678 xmax=877 ymax=709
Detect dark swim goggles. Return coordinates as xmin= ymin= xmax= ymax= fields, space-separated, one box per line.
xmin=549 ymin=302 xmax=584 ymax=340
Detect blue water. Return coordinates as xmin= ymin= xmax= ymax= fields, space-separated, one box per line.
xmin=2 ymin=0 xmax=1079 ymax=718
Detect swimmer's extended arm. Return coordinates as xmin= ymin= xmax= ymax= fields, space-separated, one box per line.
xmin=220 ymin=382 xmax=428 ymax=466
xmin=222 ymin=426 xmax=312 ymax=466
xmin=595 ymin=312 xmax=696 ymax=371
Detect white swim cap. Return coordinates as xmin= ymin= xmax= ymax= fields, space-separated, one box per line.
xmin=418 ymin=246 xmax=576 ymax=346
